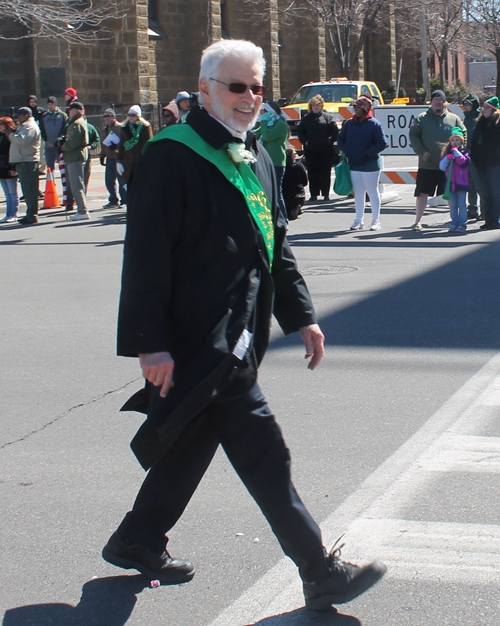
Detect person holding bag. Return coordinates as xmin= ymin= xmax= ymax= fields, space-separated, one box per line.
xmin=337 ymin=96 xmax=388 ymax=231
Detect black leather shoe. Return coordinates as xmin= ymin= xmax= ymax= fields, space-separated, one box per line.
xmin=102 ymin=531 xmax=195 ymax=585
xmin=303 ymin=537 xmax=386 ymax=611
xmin=18 ymin=216 xmax=38 ymax=225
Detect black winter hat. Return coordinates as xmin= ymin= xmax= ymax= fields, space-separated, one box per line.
xmin=431 ymin=90 xmax=446 ymax=101
xmin=68 ymin=101 xmax=84 ymax=111
xmin=47 ymin=96 xmax=58 ymax=105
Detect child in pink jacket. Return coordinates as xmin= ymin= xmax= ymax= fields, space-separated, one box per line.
xmin=439 ymin=127 xmax=470 ymax=232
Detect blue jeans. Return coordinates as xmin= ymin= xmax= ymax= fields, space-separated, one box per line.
xmin=475 ymin=166 xmax=500 ymax=227
xmin=1 ymin=177 xmax=19 ymax=218
xmin=44 ymin=146 xmax=60 ymax=173
xmin=450 ymin=190 xmax=467 ymax=228
xmin=105 ymin=158 xmax=127 ymax=205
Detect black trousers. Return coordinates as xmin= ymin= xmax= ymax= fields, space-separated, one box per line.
xmin=118 ymin=383 xmax=330 ymax=583
xmin=304 ymin=150 xmax=332 ymax=198
xmin=476 ymin=165 xmax=500 ymax=227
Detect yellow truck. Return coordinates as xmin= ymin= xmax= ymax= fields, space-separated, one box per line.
xmin=281 ymin=78 xmax=385 ymax=149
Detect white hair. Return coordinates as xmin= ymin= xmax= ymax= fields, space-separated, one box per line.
xmin=199 ymin=39 xmax=266 ymax=83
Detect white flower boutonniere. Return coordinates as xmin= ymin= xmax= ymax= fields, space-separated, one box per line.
xmin=227 ymin=142 xmax=257 ymax=165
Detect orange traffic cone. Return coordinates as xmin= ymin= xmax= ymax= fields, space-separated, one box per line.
xmin=43 ymin=167 xmax=61 ymax=209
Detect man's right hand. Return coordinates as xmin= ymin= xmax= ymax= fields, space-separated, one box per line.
xmin=139 ymin=352 xmax=175 ymax=398
xmin=423 ymin=151 xmax=430 ymax=160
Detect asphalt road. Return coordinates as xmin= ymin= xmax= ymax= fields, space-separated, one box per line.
xmin=2 ymin=158 xmax=500 ymax=626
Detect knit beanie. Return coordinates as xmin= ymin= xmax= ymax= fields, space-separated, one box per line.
xmin=47 ymin=96 xmax=58 ymax=105
xmin=484 ymin=96 xmax=500 ymax=110
xmin=68 ymin=101 xmax=84 ymax=111
xmin=449 ymin=127 xmax=464 ymax=141
xmin=463 ymin=93 xmax=480 ymax=109
xmin=175 ymin=91 xmax=190 ymax=105
xmin=162 ymin=100 xmax=179 ymax=120
xmin=65 ymin=88 xmax=77 ymax=98
xmin=103 ymin=108 xmax=117 ymax=118
xmin=353 ymin=95 xmax=372 ymax=112
xmin=128 ymin=105 xmax=142 ymax=117
xmin=17 ymin=107 xmax=32 ymax=116
xmin=431 ymin=90 xmax=446 ymax=101
xmin=29 ymin=94 xmax=38 ymax=103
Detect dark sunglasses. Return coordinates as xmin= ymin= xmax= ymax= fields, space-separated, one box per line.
xmin=210 ymin=77 xmax=267 ymax=96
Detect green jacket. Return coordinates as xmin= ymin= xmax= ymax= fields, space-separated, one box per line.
xmin=61 ymin=114 xmax=89 ymax=163
xmin=254 ymin=117 xmax=288 ymax=167
xmin=86 ymin=122 xmax=101 ymax=151
xmin=409 ymin=107 xmax=466 ymax=170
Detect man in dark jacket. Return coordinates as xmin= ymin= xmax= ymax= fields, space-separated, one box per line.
xmin=101 ymin=39 xmax=386 ymax=612
xmin=463 ymin=93 xmax=482 ymax=219
xmin=40 ymin=97 xmax=67 ymax=173
xmin=100 ymin=108 xmax=126 ymax=208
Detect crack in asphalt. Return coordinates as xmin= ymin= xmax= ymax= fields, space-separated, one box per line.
xmin=0 ymin=378 xmax=142 ymax=452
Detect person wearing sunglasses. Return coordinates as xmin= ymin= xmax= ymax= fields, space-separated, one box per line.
xmin=116 ymin=105 xmax=153 ymax=188
xmin=102 ymin=39 xmax=385 ymax=612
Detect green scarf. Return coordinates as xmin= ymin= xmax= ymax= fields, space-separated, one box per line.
xmin=124 ymin=123 xmax=143 ymax=151
xmin=146 ymin=124 xmax=274 ymax=268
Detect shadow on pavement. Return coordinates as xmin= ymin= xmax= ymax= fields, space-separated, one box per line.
xmin=271 ymin=237 xmax=500 ymax=352
xmin=2 ymin=575 xmax=147 ymax=626
xmin=243 ymin=607 xmax=360 ymax=625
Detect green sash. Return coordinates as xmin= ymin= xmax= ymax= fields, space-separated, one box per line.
xmin=442 ymin=159 xmax=453 ymax=201
xmin=146 ymin=124 xmax=274 ymax=268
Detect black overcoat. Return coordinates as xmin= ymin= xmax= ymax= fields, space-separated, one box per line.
xmin=118 ymin=106 xmax=316 ymax=469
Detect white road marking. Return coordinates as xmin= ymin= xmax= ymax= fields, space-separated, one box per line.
xmin=209 ymin=351 xmax=500 ymax=626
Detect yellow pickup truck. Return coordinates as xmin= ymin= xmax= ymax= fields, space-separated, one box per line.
xmin=281 ymin=78 xmax=385 ymax=149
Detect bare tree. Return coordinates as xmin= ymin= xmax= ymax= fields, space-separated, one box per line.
xmin=1 ymin=0 xmax=125 ymax=44
xmin=466 ymin=0 xmax=500 ymax=97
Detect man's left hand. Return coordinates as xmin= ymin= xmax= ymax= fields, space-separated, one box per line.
xmin=299 ymin=324 xmax=325 ymax=370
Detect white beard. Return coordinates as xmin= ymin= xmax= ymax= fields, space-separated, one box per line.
xmin=211 ymin=95 xmax=258 ymax=133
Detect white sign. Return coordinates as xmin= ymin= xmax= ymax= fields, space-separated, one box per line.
xmin=373 ymin=105 xmax=464 ymax=156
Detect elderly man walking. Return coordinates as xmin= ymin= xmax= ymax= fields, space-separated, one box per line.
xmin=102 ymin=39 xmax=386 ymax=612
xmin=409 ymin=89 xmax=466 ymax=231
xmin=4 ymin=107 xmax=40 ymax=225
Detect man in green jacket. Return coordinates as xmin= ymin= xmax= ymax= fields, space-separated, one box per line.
xmin=409 ymin=90 xmax=466 ymax=231
xmin=59 ymin=102 xmax=89 ymax=221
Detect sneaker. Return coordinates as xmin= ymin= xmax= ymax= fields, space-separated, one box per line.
xmin=18 ymin=215 xmax=38 ymax=225
xmin=0 ymin=216 xmax=17 ymax=223
xmin=350 ymin=220 xmax=364 ymax=231
xmin=119 ymin=202 xmax=127 ymax=207
xmin=102 ymin=531 xmax=195 ymax=585
xmin=303 ymin=537 xmax=387 ymax=611
xmin=448 ymin=226 xmax=458 ymax=232
xmin=456 ymin=225 xmax=467 ymax=233
xmin=69 ymin=212 xmax=90 ymax=221
xmin=369 ymin=221 xmax=381 ymax=231
xmin=412 ymin=223 xmax=423 ymax=231
xmin=102 ymin=202 xmax=120 ymax=209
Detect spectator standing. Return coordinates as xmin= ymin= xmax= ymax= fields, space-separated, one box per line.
xmin=282 ymin=147 xmax=308 ymax=220
xmin=117 ymin=105 xmax=153 ymax=188
xmin=409 ymin=89 xmax=466 ymax=231
xmin=59 ymin=101 xmax=90 ymax=221
xmin=337 ymin=96 xmax=388 ymax=231
xmin=254 ymin=101 xmax=289 ymax=220
xmin=438 ymin=127 xmax=470 ymax=233
xmin=28 ymin=95 xmax=44 ymax=123
xmin=297 ymin=95 xmax=338 ymax=201
xmin=5 ymin=107 xmax=40 ymax=225
xmin=40 ymin=97 xmax=67 ymax=173
xmin=64 ymin=88 xmax=78 ymax=114
xmin=84 ymin=119 xmax=100 ymax=193
xmin=161 ymin=101 xmax=179 ymax=128
xmin=471 ymin=96 xmax=500 ymax=230
xmin=175 ymin=91 xmax=191 ymax=123
xmin=462 ymin=93 xmax=482 ymax=220
xmin=0 ymin=117 xmax=19 ymax=223
xmin=100 ymin=109 xmax=126 ymax=208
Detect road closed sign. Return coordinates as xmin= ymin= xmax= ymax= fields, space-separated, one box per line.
xmin=374 ymin=105 xmax=464 ymax=155
xmin=339 ymin=105 xmax=465 ymax=156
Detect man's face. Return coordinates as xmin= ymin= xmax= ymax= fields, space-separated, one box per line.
xmin=103 ymin=114 xmax=114 ymax=124
xmin=68 ymin=108 xmax=79 ymax=118
xmin=17 ymin=113 xmax=28 ymax=124
xmin=65 ymin=93 xmax=71 ymax=102
xmin=178 ymin=99 xmax=190 ymax=112
xmin=431 ymin=96 xmax=445 ymax=114
xmin=29 ymin=99 xmax=37 ymax=109
xmin=199 ymin=57 xmax=263 ymax=133
xmin=47 ymin=102 xmax=56 ymax=112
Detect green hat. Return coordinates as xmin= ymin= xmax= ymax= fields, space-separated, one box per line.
xmin=484 ymin=96 xmax=500 ymax=110
xmin=449 ymin=126 xmax=464 ymax=141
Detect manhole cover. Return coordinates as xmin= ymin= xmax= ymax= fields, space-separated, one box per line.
xmin=301 ymin=266 xmax=358 ymax=276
